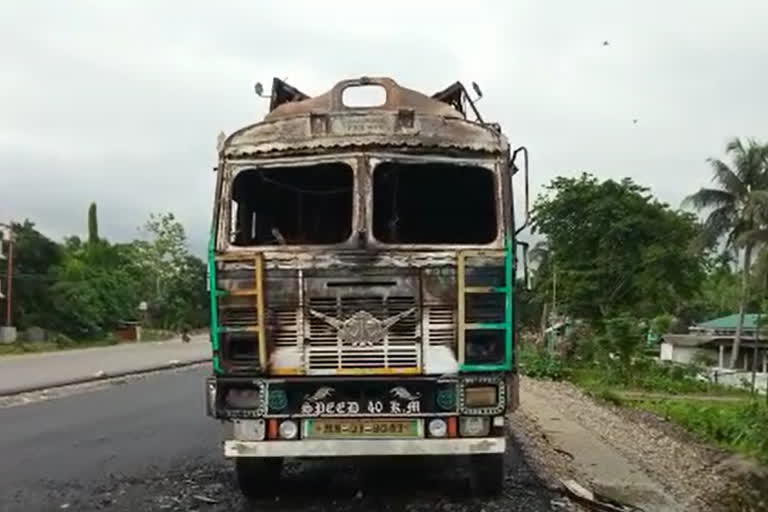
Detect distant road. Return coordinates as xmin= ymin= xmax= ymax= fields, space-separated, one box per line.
xmin=0 ymin=335 xmax=210 ymax=395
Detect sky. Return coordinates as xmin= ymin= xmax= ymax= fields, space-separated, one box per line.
xmin=1 ymin=0 xmax=767 ymax=255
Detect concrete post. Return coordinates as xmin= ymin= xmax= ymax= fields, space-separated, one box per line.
xmin=719 ymin=345 xmax=725 ymax=369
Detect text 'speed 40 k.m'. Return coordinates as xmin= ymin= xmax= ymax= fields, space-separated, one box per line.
xmin=204 ymin=76 xmax=531 ymax=498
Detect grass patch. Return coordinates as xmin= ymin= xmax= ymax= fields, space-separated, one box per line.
xmin=633 ymin=397 xmax=768 ymax=463
xmin=140 ymin=329 xmax=176 ymax=342
xmin=592 ymin=387 xmax=625 ymax=406
xmin=567 ymin=360 xmax=747 ymax=397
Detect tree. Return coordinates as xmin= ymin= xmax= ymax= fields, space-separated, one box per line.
xmin=88 ymin=202 xmax=99 ymax=245
xmin=684 ymin=137 xmax=768 ymax=368
xmin=132 ymin=212 xmax=206 ymax=330
xmin=531 ymin=173 xmax=704 ymax=323
xmin=8 ymin=220 xmax=62 ymax=329
xmin=50 ymin=235 xmax=141 ymax=339
xmin=603 ymin=314 xmax=643 ymax=384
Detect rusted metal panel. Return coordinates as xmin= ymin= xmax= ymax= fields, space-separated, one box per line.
xmin=223 ymin=113 xmax=506 ymax=157
xmin=264 ymin=77 xmax=462 ymax=120
xmin=222 ymin=77 xmax=508 ymax=158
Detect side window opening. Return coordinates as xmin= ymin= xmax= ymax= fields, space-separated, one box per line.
xmin=372 ymin=162 xmax=497 ymax=244
xmin=230 ymin=163 xmax=354 ymax=246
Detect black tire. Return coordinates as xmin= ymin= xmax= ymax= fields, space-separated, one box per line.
xmin=235 ymin=457 xmax=283 ymax=499
xmin=470 ymin=453 xmax=504 ymax=496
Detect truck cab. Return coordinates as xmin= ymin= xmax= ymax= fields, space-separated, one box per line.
xmin=205 ymin=76 xmax=530 ymax=497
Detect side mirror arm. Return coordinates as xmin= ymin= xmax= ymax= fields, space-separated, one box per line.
xmin=511 ymin=146 xmax=530 ymax=235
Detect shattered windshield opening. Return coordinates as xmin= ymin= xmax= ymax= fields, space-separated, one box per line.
xmin=230 ymin=163 xmax=353 ymax=246
xmin=372 ymin=161 xmax=497 ymax=244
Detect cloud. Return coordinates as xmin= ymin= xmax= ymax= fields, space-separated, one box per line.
xmin=1 ymin=0 xmax=767 ymax=254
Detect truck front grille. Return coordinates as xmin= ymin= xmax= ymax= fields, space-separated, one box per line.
xmin=425 ymin=305 xmax=455 ymax=345
xmin=306 ymin=295 xmax=419 ymax=373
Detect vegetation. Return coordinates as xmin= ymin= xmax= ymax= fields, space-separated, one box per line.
xmin=639 ymin=398 xmax=768 ymax=463
xmin=529 ymin=173 xmax=705 ymax=322
xmin=518 ymin=345 xmax=565 ymax=380
xmin=685 ymin=137 xmax=768 ymax=367
xmin=5 ymin=205 xmax=206 ymax=343
xmin=519 ymin=137 xmax=768 ymax=464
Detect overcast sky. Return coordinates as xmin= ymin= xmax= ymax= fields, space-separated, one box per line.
xmin=1 ymin=0 xmax=767 ymax=254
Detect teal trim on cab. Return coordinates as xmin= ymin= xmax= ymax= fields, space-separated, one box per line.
xmin=207 ymin=235 xmax=222 ymax=374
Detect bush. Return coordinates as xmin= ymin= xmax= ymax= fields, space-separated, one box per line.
xmin=519 ymin=346 xmax=565 ymax=380
xmin=629 ymin=358 xmax=712 ymax=394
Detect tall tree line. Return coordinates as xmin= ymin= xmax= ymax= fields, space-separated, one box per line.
xmin=7 ymin=205 xmax=206 ymax=340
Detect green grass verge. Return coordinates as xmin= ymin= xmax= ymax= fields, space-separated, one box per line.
xmin=520 ymin=346 xmax=766 ymax=462
xmin=633 ymin=397 xmax=768 ymax=463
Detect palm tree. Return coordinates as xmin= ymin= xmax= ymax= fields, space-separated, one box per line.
xmin=684 ymin=137 xmax=768 ymax=368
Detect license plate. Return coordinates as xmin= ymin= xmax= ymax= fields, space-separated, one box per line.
xmin=303 ymin=418 xmax=423 ymax=439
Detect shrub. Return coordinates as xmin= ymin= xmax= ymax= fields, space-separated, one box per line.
xmin=519 ymin=346 xmax=565 ymax=380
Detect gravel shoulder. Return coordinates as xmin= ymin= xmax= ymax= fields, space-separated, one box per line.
xmin=515 ymin=376 xmax=768 ymax=512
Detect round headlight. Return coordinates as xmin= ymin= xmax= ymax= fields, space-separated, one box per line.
xmin=279 ymin=420 xmax=298 ymax=440
xmin=428 ymin=418 xmax=447 ymax=438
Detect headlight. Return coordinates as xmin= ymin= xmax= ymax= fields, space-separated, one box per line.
xmin=460 ymin=416 xmax=490 ymax=437
xmin=464 ymin=386 xmax=497 ymax=407
xmin=225 ymin=388 xmax=262 ymax=409
xmin=279 ymin=420 xmax=298 ymax=440
xmin=428 ymin=419 xmax=447 ymax=438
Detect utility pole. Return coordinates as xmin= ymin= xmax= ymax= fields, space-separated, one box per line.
xmin=552 ymin=262 xmax=557 ymax=320
xmin=0 ymin=222 xmax=14 ymax=342
xmin=754 ymin=271 xmax=768 ymax=396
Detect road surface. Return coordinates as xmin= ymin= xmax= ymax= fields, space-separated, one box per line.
xmin=0 ymin=366 xmax=557 ymax=512
xmin=0 ymin=335 xmax=209 ymax=395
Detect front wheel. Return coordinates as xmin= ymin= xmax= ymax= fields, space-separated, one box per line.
xmin=469 ymin=453 xmax=504 ymax=496
xmin=235 ymin=457 xmax=283 ymax=499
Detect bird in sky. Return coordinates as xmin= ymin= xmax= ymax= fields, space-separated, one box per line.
xmin=603 ymin=40 xmax=610 ymax=46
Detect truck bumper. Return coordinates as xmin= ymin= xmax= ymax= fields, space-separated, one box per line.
xmin=224 ymin=437 xmax=506 ymax=458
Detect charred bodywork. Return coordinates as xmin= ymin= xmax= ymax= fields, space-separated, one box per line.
xmin=206 ymin=76 xmax=530 ymax=497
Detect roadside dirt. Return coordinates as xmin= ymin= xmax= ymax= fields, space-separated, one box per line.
xmin=516 ymin=377 xmax=768 ymax=512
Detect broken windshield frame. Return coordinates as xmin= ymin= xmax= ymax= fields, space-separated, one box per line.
xmin=366 ymin=154 xmax=505 ymax=249
xmin=220 ymin=156 xmax=360 ymax=250
xmin=216 ymin=154 xmax=506 ymax=251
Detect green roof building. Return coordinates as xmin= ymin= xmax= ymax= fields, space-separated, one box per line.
xmin=691 ymin=314 xmax=764 ymax=335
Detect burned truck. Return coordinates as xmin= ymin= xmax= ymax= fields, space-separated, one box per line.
xmin=205 ymin=76 xmax=530 ymax=497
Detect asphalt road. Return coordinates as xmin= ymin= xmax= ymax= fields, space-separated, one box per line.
xmin=0 ymin=336 xmax=209 ymax=395
xmin=0 ymin=366 xmax=558 ymax=512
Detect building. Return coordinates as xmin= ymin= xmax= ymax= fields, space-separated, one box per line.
xmin=660 ymin=314 xmax=768 ymax=371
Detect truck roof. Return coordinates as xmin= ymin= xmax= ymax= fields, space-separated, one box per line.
xmin=220 ymin=76 xmax=509 ymax=159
